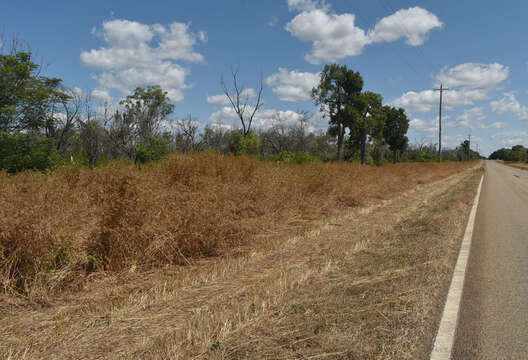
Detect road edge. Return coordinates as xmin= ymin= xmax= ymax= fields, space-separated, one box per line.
xmin=430 ymin=173 xmax=484 ymax=360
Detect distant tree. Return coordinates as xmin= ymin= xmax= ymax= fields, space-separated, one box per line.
xmin=312 ymin=64 xmax=363 ymax=162
xmin=174 ymin=114 xmax=202 ymax=153
xmin=221 ymin=69 xmax=263 ymax=137
xmin=109 ymin=86 xmax=174 ymax=161
xmin=119 ymin=85 xmax=174 ymax=143
xmin=383 ymin=106 xmax=409 ymax=163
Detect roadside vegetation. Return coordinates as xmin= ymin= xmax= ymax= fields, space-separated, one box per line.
xmin=1 ymin=163 xmax=482 ymax=359
xmin=0 ymin=154 xmax=476 ymax=300
xmin=1 ymin=37 xmax=483 ymax=358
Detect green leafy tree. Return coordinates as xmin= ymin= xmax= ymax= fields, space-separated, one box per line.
xmin=0 ymin=51 xmax=69 ymax=134
xmin=383 ymin=106 xmax=409 ymax=163
xmin=229 ymin=130 xmax=260 ymax=155
xmin=351 ymin=91 xmax=385 ymax=165
xmin=312 ymin=64 xmax=363 ymax=162
xmin=134 ymin=136 xmax=170 ymax=164
xmin=110 ymin=86 xmax=174 ymax=161
xmin=0 ymin=131 xmax=62 ymax=173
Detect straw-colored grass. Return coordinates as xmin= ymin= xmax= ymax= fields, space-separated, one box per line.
xmin=0 ymin=159 xmax=482 ymax=359
xmin=0 ymin=153 xmax=476 ymax=301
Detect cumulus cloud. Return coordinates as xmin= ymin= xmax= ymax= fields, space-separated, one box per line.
xmin=207 ymin=88 xmax=256 ymax=105
xmin=392 ymin=62 xmax=508 ymax=114
xmin=450 ymin=107 xmax=486 ymax=128
xmin=392 ymin=88 xmax=488 ymax=113
xmin=409 ymin=117 xmax=437 ymax=132
xmin=265 ymin=68 xmax=319 ymax=102
xmin=490 ymin=92 xmax=528 ymax=120
xmin=209 ymin=107 xmax=314 ymax=132
xmin=285 ymin=5 xmax=442 ymax=64
xmin=367 ymin=7 xmax=443 ymax=46
xmin=81 ymin=19 xmax=206 ymax=102
xmin=491 ymin=130 xmax=528 ymax=146
xmin=436 ymin=63 xmax=509 ymax=89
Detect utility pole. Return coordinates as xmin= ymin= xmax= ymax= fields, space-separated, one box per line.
xmin=434 ymin=84 xmax=448 ymax=162
xmin=468 ymin=133 xmax=471 ymax=161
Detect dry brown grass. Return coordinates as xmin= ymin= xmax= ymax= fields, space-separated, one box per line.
xmin=501 ymin=160 xmax=528 ymax=170
xmin=0 ymin=161 xmax=482 ymax=359
xmin=0 ymin=153 xmax=476 ymax=301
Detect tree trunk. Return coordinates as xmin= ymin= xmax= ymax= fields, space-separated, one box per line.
xmin=393 ymin=149 xmax=398 ymax=164
xmin=360 ymin=133 xmax=367 ymax=165
xmin=336 ymin=123 xmax=344 ymax=162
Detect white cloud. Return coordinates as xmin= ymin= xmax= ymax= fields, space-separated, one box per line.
xmin=491 ymin=130 xmax=528 ymax=146
xmin=286 ymin=9 xmax=368 ymax=64
xmin=81 ymin=19 xmax=206 ymax=102
xmin=481 ymin=121 xmax=506 ymax=129
xmin=392 ymin=62 xmax=508 ymax=114
xmin=265 ymin=68 xmax=319 ymax=102
xmin=207 ymin=88 xmax=256 ymax=105
xmin=206 ymin=94 xmax=229 ymax=105
xmin=450 ymin=107 xmax=486 ymax=128
xmin=490 ymin=92 xmax=528 ymax=120
xmin=287 ymin=0 xmax=329 ymax=12
xmin=285 ymin=6 xmax=441 ymax=64
xmin=436 ymin=63 xmax=509 ymax=89
xmin=209 ymin=107 xmax=313 ymax=132
xmin=392 ymin=88 xmax=488 ymax=113
xmin=409 ymin=117 xmax=437 ymax=132
xmin=367 ymin=7 xmax=443 ymax=46
xmin=91 ymin=89 xmax=112 ymax=103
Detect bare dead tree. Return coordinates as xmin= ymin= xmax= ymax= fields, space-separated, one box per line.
xmin=174 ymin=114 xmax=203 ymax=153
xmin=221 ymin=69 xmax=263 ymax=137
xmin=55 ymin=87 xmax=83 ymax=152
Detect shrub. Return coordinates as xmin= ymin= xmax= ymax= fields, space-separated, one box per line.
xmin=135 ymin=136 xmax=170 ymax=164
xmin=269 ymin=151 xmax=319 ymax=164
xmin=229 ymin=130 xmax=260 ymax=155
xmin=0 ymin=131 xmax=63 ymax=173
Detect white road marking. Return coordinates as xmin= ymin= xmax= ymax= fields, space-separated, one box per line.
xmin=430 ymin=174 xmax=484 ymax=360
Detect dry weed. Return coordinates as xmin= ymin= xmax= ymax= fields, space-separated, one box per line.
xmin=0 ymin=153 xmax=476 ymax=298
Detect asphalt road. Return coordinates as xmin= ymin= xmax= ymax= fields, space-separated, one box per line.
xmin=452 ymin=161 xmax=528 ymax=359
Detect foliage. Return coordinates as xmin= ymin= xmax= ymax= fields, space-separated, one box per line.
xmin=312 ymin=64 xmax=364 ymax=161
xmin=0 ymin=51 xmax=69 ymax=134
xmin=135 ymin=136 xmax=171 ymax=164
xmin=383 ymin=106 xmax=409 ymax=163
xmin=0 ymin=131 xmax=62 ymax=173
xmin=489 ymin=145 xmax=526 ymax=162
xmin=268 ymin=151 xmax=319 ymax=164
xmin=229 ymin=130 xmax=260 ymax=155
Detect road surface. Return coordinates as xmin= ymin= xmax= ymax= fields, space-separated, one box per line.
xmin=453 ymin=160 xmax=528 ymax=358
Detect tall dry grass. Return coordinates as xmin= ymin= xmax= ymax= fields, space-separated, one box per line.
xmin=0 ymin=152 xmax=475 ymax=298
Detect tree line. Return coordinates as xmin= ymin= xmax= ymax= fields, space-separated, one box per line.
xmin=489 ymin=145 xmax=527 ymax=162
xmin=0 ymin=41 xmax=477 ymax=173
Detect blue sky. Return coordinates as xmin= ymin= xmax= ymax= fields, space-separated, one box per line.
xmin=2 ymin=0 xmax=528 ymax=156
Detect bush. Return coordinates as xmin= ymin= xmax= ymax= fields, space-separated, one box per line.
xmin=229 ymin=130 xmax=260 ymax=155
xmin=404 ymin=150 xmax=439 ymax=163
xmin=135 ymin=136 xmax=170 ymax=164
xmin=0 ymin=131 xmax=63 ymax=173
xmin=269 ymin=151 xmax=319 ymax=164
